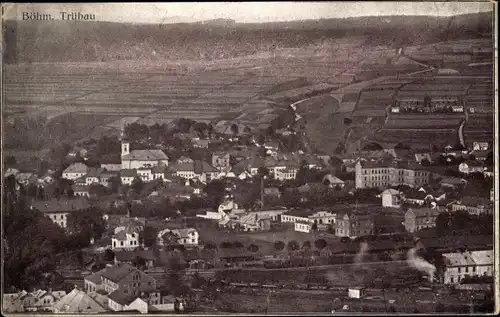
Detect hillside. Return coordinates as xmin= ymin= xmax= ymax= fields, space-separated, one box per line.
xmin=3 ymin=12 xmax=493 ymax=63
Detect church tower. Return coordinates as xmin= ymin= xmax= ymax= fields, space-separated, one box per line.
xmin=121 ymin=140 xmax=130 ymax=157
xmin=121 ymin=124 xmax=130 ymax=157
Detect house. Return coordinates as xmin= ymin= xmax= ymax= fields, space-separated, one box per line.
xmin=472 ymin=142 xmax=489 ymax=151
xmin=403 ymin=206 xmax=440 ymax=233
xmin=62 ymin=163 xmax=88 ymax=180
xmin=401 ymin=188 xmax=431 ymax=206
xmin=85 ymin=262 xmax=157 ymax=295
xmin=73 ymin=185 xmax=90 ymax=197
xmin=192 ymin=139 xmax=210 ymax=148
xmin=100 ymin=171 xmax=118 ymax=186
xmin=114 ymin=250 xmax=156 ymax=269
xmin=334 ymin=213 xmax=374 ymax=238
xmin=157 ymin=228 xmax=199 ymax=246
xmin=151 ymin=166 xmax=168 ymax=181
xmin=308 ymin=210 xmax=337 ymax=226
xmin=53 ymin=287 xmax=107 ymax=313
xmin=101 ymin=163 xmax=122 ymax=172
xmin=380 ymin=189 xmax=402 ymax=208
xmin=85 ymin=167 xmax=104 ymax=185
xmin=281 ymin=209 xmax=314 ymax=224
xmin=15 ymin=172 xmax=38 ymax=186
xmin=4 ymin=168 xmax=20 ymax=178
xmin=212 ymin=152 xmax=231 ymax=170
xmin=172 ymin=160 xmax=219 ymax=182
xmin=3 ymin=289 xmax=67 ymax=313
xmin=450 ymin=196 xmax=493 ymax=216
xmin=470 ymin=150 xmax=491 ymax=162
xmin=121 ymin=140 xmax=169 ymax=169
xmin=264 ymin=187 xmax=281 ymax=199
xmin=441 ymin=250 xmax=494 ymax=284
xmin=112 ymin=223 xmax=143 ymax=250
xmin=120 ymin=169 xmax=138 ymax=185
xmin=31 ymin=198 xmax=91 ymax=229
xmin=295 ymin=221 xmax=312 ymax=233
xmin=415 ymin=235 xmax=494 ymax=253
xmin=235 ymin=213 xmax=272 ymax=231
xmin=176 ymin=156 xmax=194 ymax=164
xmin=322 ymin=174 xmax=345 ymax=189
xmin=458 ymin=161 xmax=485 ymax=174
xmin=414 ymin=153 xmax=432 ymax=164
xmin=275 ymin=166 xmax=298 ymax=181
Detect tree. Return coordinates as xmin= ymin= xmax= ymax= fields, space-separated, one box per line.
xmin=5 ymin=155 xmax=17 ymax=167
xmin=248 ymin=244 xmax=259 ymax=252
xmin=435 ymin=302 xmax=446 ymax=313
xmin=302 ymin=241 xmax=311 ymax=249
xmin=287 ymin=240 xmax=299 ymax=252
xmin=230 ymin=123 xmax=239 ymax=136
xmin=435 ymin=212 xmax=450 ymax=235
xmin=67 ymin=187 xmax=75 ymax=198
xmin=311 ymin=223 xmax=318 ymax=231
xmin=274 ymin=241 xmax=285 ymax=251
xmin=103 ymin=249 xmax=115 ymax=262
xmin=133 ymin=256 xmax=147 ymax=269
xmin=314 ymin=239 xmax=327 ymax=250
xmin=204 ymin=242 xmax=217 ymax=250
xmin=89 ymin=183 xmax=108 ymax=197
xmin=131 ymin=177 xmax=144 ymax=194
xmin=257 ymin=167 xmax=270 ymax=178
xmin=107 ymin=176 xmax=121 ymax=194
xmin=220 ymin=242 xmax=233 ymax=249
xmin=343 ymin=118 xmax=352 ymax=126
xmin=233 ymin=241 xmax=244 ymax=248
xmin=203 ymin=180 xmax=226 ymax=206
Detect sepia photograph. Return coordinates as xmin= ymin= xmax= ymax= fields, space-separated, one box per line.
xmin=1 ymin=2 xmax=497 ymax=315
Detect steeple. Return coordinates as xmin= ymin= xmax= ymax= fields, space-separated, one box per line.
xmin=121 ymin=123 xmax=130 ymax=157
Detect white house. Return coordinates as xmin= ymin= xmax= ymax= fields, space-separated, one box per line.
xmin=380 ymin=189 xmax=402 ymax=208
xmin=308 ymin=211 xmax=337 ymax=226
xmin=458 ymin=161 xmax=485 ymax=174
xmin=157 ymin=228 xmax=199 ymax=246
xmin=62 ymin=163 xmax=88 ymax=180
xmin=275 ymin=167 xmax=298 ymax=181
xmin=112 ymin=226 xmax=143 ymax=250
xmin=294 ymin=221 xmax=312 ymax=233
xmin=120 ymin=170 xmax=138 ymax=185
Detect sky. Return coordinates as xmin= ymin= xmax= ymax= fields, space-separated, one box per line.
xmin=3 ymin=2 xmax=494 ymax=24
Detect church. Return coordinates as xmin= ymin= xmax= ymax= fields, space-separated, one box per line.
xmin=120 ymin=139 xmax=169 ymax=170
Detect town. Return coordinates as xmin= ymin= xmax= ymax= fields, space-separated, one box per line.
xmin=3 ymin=110 xmax=494 ymax=313
xmin=2 ymin=3 xmax=496 ymax=315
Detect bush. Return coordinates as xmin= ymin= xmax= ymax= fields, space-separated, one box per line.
xmin=220 ymin=242 xmax=234 ymax=249
xmin=287 ymin=240 xmax=299 ymax=252
xmin=274 ymin=241 xmax=285 ymax=251
xmin=314 ymin=239 xmax=327 ymax=250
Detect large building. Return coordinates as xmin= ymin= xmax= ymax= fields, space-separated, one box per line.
xmin=334 ymin=212 xmax=374 ymax=238
xmin=403 ymin=207 xmax=440 ymax=233
xmin=355 ymin=160 xmax=431 ymax=189
xmin=441 ymin=250 xmax=494 ymax=284
xmin=31 ymin=198 xmax=92 ymax=229
xmin=121 ymin=140 xmax=169 ymax=170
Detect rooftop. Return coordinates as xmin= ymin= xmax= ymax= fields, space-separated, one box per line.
xmin=63 ymin=163 xmax=88 ymax=174
xmin=100 ymin=263 xmax=138 ymax=283
xmin=31 ymin=198 xmax=91 ymax=213
xmin=53 ymin=288 xmax=106 ymax=313
xmin=122 ymin=149 xmax=169 ymax=161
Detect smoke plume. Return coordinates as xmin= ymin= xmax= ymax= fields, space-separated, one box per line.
xmin=354 ymin=242 xmax=369 ymax=265
xmin=407 ymin=248 xmax=436 ymax=282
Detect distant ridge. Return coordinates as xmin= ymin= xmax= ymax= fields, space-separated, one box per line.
xmin=3 ymin=11 xmax=493 ymax=64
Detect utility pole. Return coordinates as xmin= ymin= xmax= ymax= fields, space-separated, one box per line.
xmin=260 ymin=175 xmax=265 ymax=210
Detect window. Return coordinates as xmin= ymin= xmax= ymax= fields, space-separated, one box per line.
xmin=458 ymin=267 xmax=461 ymax=273
xmin=473 ymin=266 xmax=476 ymax=272
xmin=121 ymin=241 xmax=124 ymax=246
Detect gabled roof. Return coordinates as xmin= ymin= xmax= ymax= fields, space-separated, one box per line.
xmin=171 ymin=228 xmax=198 ymax=239
xmin=122 ymin=149 xmax=169 ymax=161
xmin=63 ymin=163 xmax=88 ymax=174
xmin=108 ymin=289 xmax=136 ymax=306
xmin=443 ymin=252 xmax=475 ymax=267
xmin=469 ymin=250 xmax=494 ymax=266
xmin=407 ymin=207 xmax=440 ymax=218
xmin=86 ymin=167 xmax=104 ymax=178
xmin=120 ymin=169 xmax=138 ymax=177
xmin=53 ymin=288 xmax=106 ymax=313
xmin=323 ymin=174 xmax=345 ymax=185
xmin=100 ymin=263 xmax=138 ymax=283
